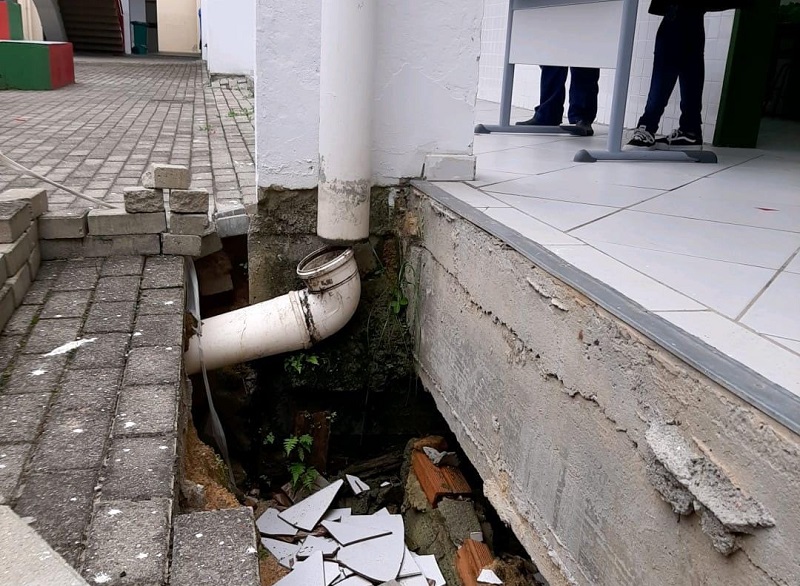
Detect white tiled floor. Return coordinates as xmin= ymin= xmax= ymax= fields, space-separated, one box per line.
xmin=436 ymin=101 xmax=800 ymax=399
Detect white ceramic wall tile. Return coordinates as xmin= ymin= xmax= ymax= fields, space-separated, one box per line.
xmin=432 ymin=182 xmax=509 ymax=208
xmin=741 ymin=272 xmax=800 ymax=341
xmin=484 ymin=207 xmax=582 ymax=245
xmin=489 ymin=192 xmax=616 ymax=231
xmin=632 ymin=183 xmax=800 ymax=233
xmin=549 ymin=244 xmax=706 ymax=311
xmin=478 ymin=0 xmax=736 ymax=138
xmin=656 ymin=310 xmax=800 ymax=398
xmin=586 ymin=241 xmax=776 ymax=318
xmin=571 ymin=210 xmax=800 ymax=269
xmin=483 ymin=170 xmax=662 ymax=207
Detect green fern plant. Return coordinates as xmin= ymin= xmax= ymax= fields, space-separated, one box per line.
xmin=283 ymin=434 xmax=317 ymax=491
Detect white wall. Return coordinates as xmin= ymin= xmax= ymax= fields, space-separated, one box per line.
xmin=157 ymin=0 xmax=201 ymax=54
xmin=478 ymin=0 xmax=736 ymax=139
xmin=256 ymin=0 xmax=483 ymax=189
xmin=203 ymin=0 xmax=255 ymax=75
xmin=19 ymin=0 xmax=43 ymax=41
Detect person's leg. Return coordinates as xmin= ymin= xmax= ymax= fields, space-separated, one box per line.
xmin=637 ymin=8 xmax=682 ymax=134
xmin=677 ymin=8 xmax=706 ymax=137
xmin=567 ymin=67 xmax=600 ymax=124
xmin=517 ymin=66 xmax=568 ymax=125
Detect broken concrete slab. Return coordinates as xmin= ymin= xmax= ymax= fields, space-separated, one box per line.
xmin=171 ymin=507 xmax=260 ymax=586
xmin=257 ymin=508 xmax=299 ymax=537
xmin=170 ymin=189 xmax=210 ymax=214
xmin=142 ymin=163 xmax=191 ymax=190
xmin=278 ymin=478 xmax=344 ymax=532
xmin=0 ymin=506 xmax=88 ymax=586
xmin=38 ymin=209 xmax=89 ymax=240
xmin=124 ymin=187 xmax=165 ymax=213
xmin=337 ymin=514 xmax=405 ymax=583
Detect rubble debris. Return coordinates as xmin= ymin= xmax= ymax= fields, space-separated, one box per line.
xmin=456 ymin=539 xmax=494 ymax=586
xmin=298 ymin=535 xmax=340 ymax=559
xmin=261 ymin=537 xmax=301 ymax=569
xmin=321 ymin=518 xmax=391 ymax=546
xmin=274 ymin=550 xmax=325 ymax=586
xmin=423 ymin=447 xmax=460 ymax=468
xmin=337 ymin=513 xmax=405 ymax=582
xmin=278 ymin=479 xmax=344 ymax=531
xmin=411 ymin=553 xmax=446 ymax=586
xmin=257 ymin=508 xmax=299 ymax=537
xmin=398 ymin=547 xmax=423 ymax=578
xmin=411 ymin=450 xmax=471 ymax=507
xmin=346 ymin=473 xmax=371 ymax=495
xmin=323 ymin=508 xmax=352 ymax=522
xmin=477 ymin=568 xmax=503 ymax=584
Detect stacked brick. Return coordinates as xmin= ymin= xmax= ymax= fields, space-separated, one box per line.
xmin=0 ymin=189 xmax=46 ymax=330
xmin=39 ymin=164 xmax=222 ymax=260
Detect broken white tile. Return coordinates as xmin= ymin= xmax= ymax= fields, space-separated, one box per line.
xmin=324 ymin=561 xmax=341 ymax=586
xmin=274 ymin=550 xmax=326 ymax=586
xmin=298 ymin=535 xmax=340 ymax=559
xmin=398 ymin=548 xmax=423 ymax=578
xmin=373 ymin=508 xmax=391 ymax=517
xmin=345 ymin=474 xmax=370 ymax=495
xmin=279 ymin=479 xmax=344 ymax=531
xmin=333 ymin=576 xmax=372 ymax=586
xmin=322 ymin=518 xmax=391 ymax=546
xmin=257 ymin=508 xmax=299 ymax=537
xmin=470 ymin=531 xmax=484 ymax=542
xmin=261 ymin=537 xmax=301 ymax=569
xmin=380 ymin=481 xmax=391 ymax=488
xmin=477 ymin=568 xmax=503 ymax=584
xmin=411 ymin=554 xmax=446 ymax=586
xmin=337 ymin=514 xmax=405 ymax=583
xmin=322 ymin=508 xmax=352 ymax=523
xmin=42 ymin=337 xmax=97 ymax=357
xmin=398 ymin=576 xmax=430 ymax=586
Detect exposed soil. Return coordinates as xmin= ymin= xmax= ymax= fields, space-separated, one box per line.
xmin=182 ymin=419 xmax=240 ymax=511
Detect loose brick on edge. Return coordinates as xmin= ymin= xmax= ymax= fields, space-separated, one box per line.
xmin=0 ymin=200 xmax=32 ymax=244
xmin=169 ymin=189 xmax=209 ymax=214
xmin=87 ymin=208 xmax=166 ymax=236
xmin=0 ymin=226 xmax=36 ymax=275
xmin=124 ymin=187 xmax=165 ymax=214
xmin=0 ymin=188 xmax=48 ymax=218
xmin=41 ymin=235 xmax=161 ymax=260
xmin=38 ymin=209 xmax=89 ymax=240
xmin=170 ymin=213 xmax=208 ymax=236
xmin=142 ymin=164 xmax=190 ymax=190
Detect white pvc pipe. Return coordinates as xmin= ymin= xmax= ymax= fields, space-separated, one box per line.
xmin=185 ymin=247 xmax=361 ymax=375
xmin=317 ymin=0 xmax=375 ymax=244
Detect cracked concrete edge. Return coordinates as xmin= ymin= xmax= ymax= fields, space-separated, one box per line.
xmin=0 ymin=506 xmax=89 ymax=586
xmin=411 ymin=180 xmax=800 ymax=437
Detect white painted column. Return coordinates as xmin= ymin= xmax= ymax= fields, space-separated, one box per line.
xmin=316 ymin=0 xmax=376 ymax=244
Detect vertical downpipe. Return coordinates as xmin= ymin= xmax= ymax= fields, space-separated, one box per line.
xmin=317 ymin=0 xmax=376 ymax=244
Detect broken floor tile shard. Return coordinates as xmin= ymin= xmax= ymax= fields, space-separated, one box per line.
xmin=324 ymin=561 xmax=341 ymax=586
xmin=257 ymin=508 xmax=299 ymax=537
xmin=645 ymin=422 xmax=774 ymax=532
xmin=321 ymin=518 xmax=391 ymax=546
xmin=411 ymin=553 xmax=446 ymax=586
xmin=423 ymin=446 xmax=460 ymax=467
xmin=278 ymin=478 xmax=344 ymax=531
xmin=337 ymin=514 xmax=405 ymax=583
xmin=477 ymin=568 xmax=503 ymax=584
xmin=346 ymin=474 xmax=370 ymax=495
xmin=298 ymin=535 xmax=340 ymax=559
xmin=335 ymin=576 xmax=371 ymax=586
xmin=322 ymin=507 xmax=351 ymax=522
xmin=398 ymin=547 xmax=423 ymax=578
xmin=261 ymin=537 xmax=301 ymax=569
xmin=397 ymin=576 xmax=429 ymax=586
xmin=274 ymin=550 xmax=325 ymax=586
xmin=42 ymin=337 xmax=97 ymax=357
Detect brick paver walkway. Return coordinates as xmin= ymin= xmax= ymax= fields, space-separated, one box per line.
xmin=0 ymin=255 xmax=186 ymax=582
xmin=0 ymin=57 xmax=255 ymax=211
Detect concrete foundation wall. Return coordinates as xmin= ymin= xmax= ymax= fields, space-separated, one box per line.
xmin=202 ymin=0 xmax=254 ymax=75
xmin=255 ymin=0 xmax=482 ymax=190
xmin=405 ymin=190 xmax=800 ymax=586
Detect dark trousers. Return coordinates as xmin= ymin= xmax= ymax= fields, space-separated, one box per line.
xmin=638 ymin=6 xmax=706 ymax=136
xmin=533 ymin=66 xmax=600 ymax=125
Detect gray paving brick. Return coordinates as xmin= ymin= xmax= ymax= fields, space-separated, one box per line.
xmin=123 ymin=187 xmax=165 ymax=213
xmin=0 ymin=334 xmax=23 ymax=373
xmin=33 ymin=260 xmax=64 ymax=280
xmin=131 ymin=313 xmax=183 ymax=349
xmin=54 ymin=368 xmax=122 ymax=413
xmin=21 ymin=318 xmax=82 ymax=354
xmin=2 ymin=354 xmax=68 ymax=395
xmin=169 ymin=189 xmax=209 ymax=214
xmin=27 ymin=245 xmax=41 ymax=280
xmin=0 ymin=200 xmax=33 ymax=244
xmin=83 ymin=301 xmax=136 ymax=334
xmin=0 ymin=226 xmax=36 ymax=275
xmin=141 ymin=256 xmax=185 ymax=289
xmin=123 ymin=347 xmax=181 ymax=387
xmin=114 ymin=384 xmax=179 ymax=437
xmin=14 ymin=469 xmax=97 ymax=554
xmin=0 ymin=393 xmax=50 ymax=443
xmin=70 ymin=333 xmax=130 ymax=370
xmin=101 ymin=436 xmax=176 ymax=501
xmin=0 ymin=188 xmax=48 ymax=218
xmin=88 ymin=209 xmax=166 ymax=236
xmin=20 ymin=279 xmax=49 ymax=305
xmin=52 ymin=265 xmax=101 ymax=291
xmin=161 ymin=233 xmax=202 ymax=256
xmin=83 ymin=499 xmax=171 ymax=586
xmin=94 ymin=276 xmax=141 ymax=303
xmin=0 ymin=285 xmax=14 ymax=332
xmin=137 ymin=288 xmax=184 ymax=315
xmin=0 ymin=443 xmax=33 ymax=504
xmin=2 ymin=304 xmax=39 ymax=335
xmin=143 ymin=163 xmax=190 ymax=190
xmin=101 ymin=256 xmax=144 ymax=277
xmin=171 ymin=508 xmax=260 ymax=586
xmin=170 ymin=212 xmax=209 ymax=235
xmin=40 ymin=290 xmax=92 ymax=319
xmin=38 ymin=209 xmax=89 ymax=240
xmin=31 ymin=411 xmax=111 ymax=472
xmin=7 ymin=263 xmax=32 ymax=307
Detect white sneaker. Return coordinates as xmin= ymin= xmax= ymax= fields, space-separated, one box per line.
xmin=627 ymin=126 xmax=656 ymax=149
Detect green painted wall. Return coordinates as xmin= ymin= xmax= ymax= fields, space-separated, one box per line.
xmin=0 ymin=42 xmax=52 ymax=90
